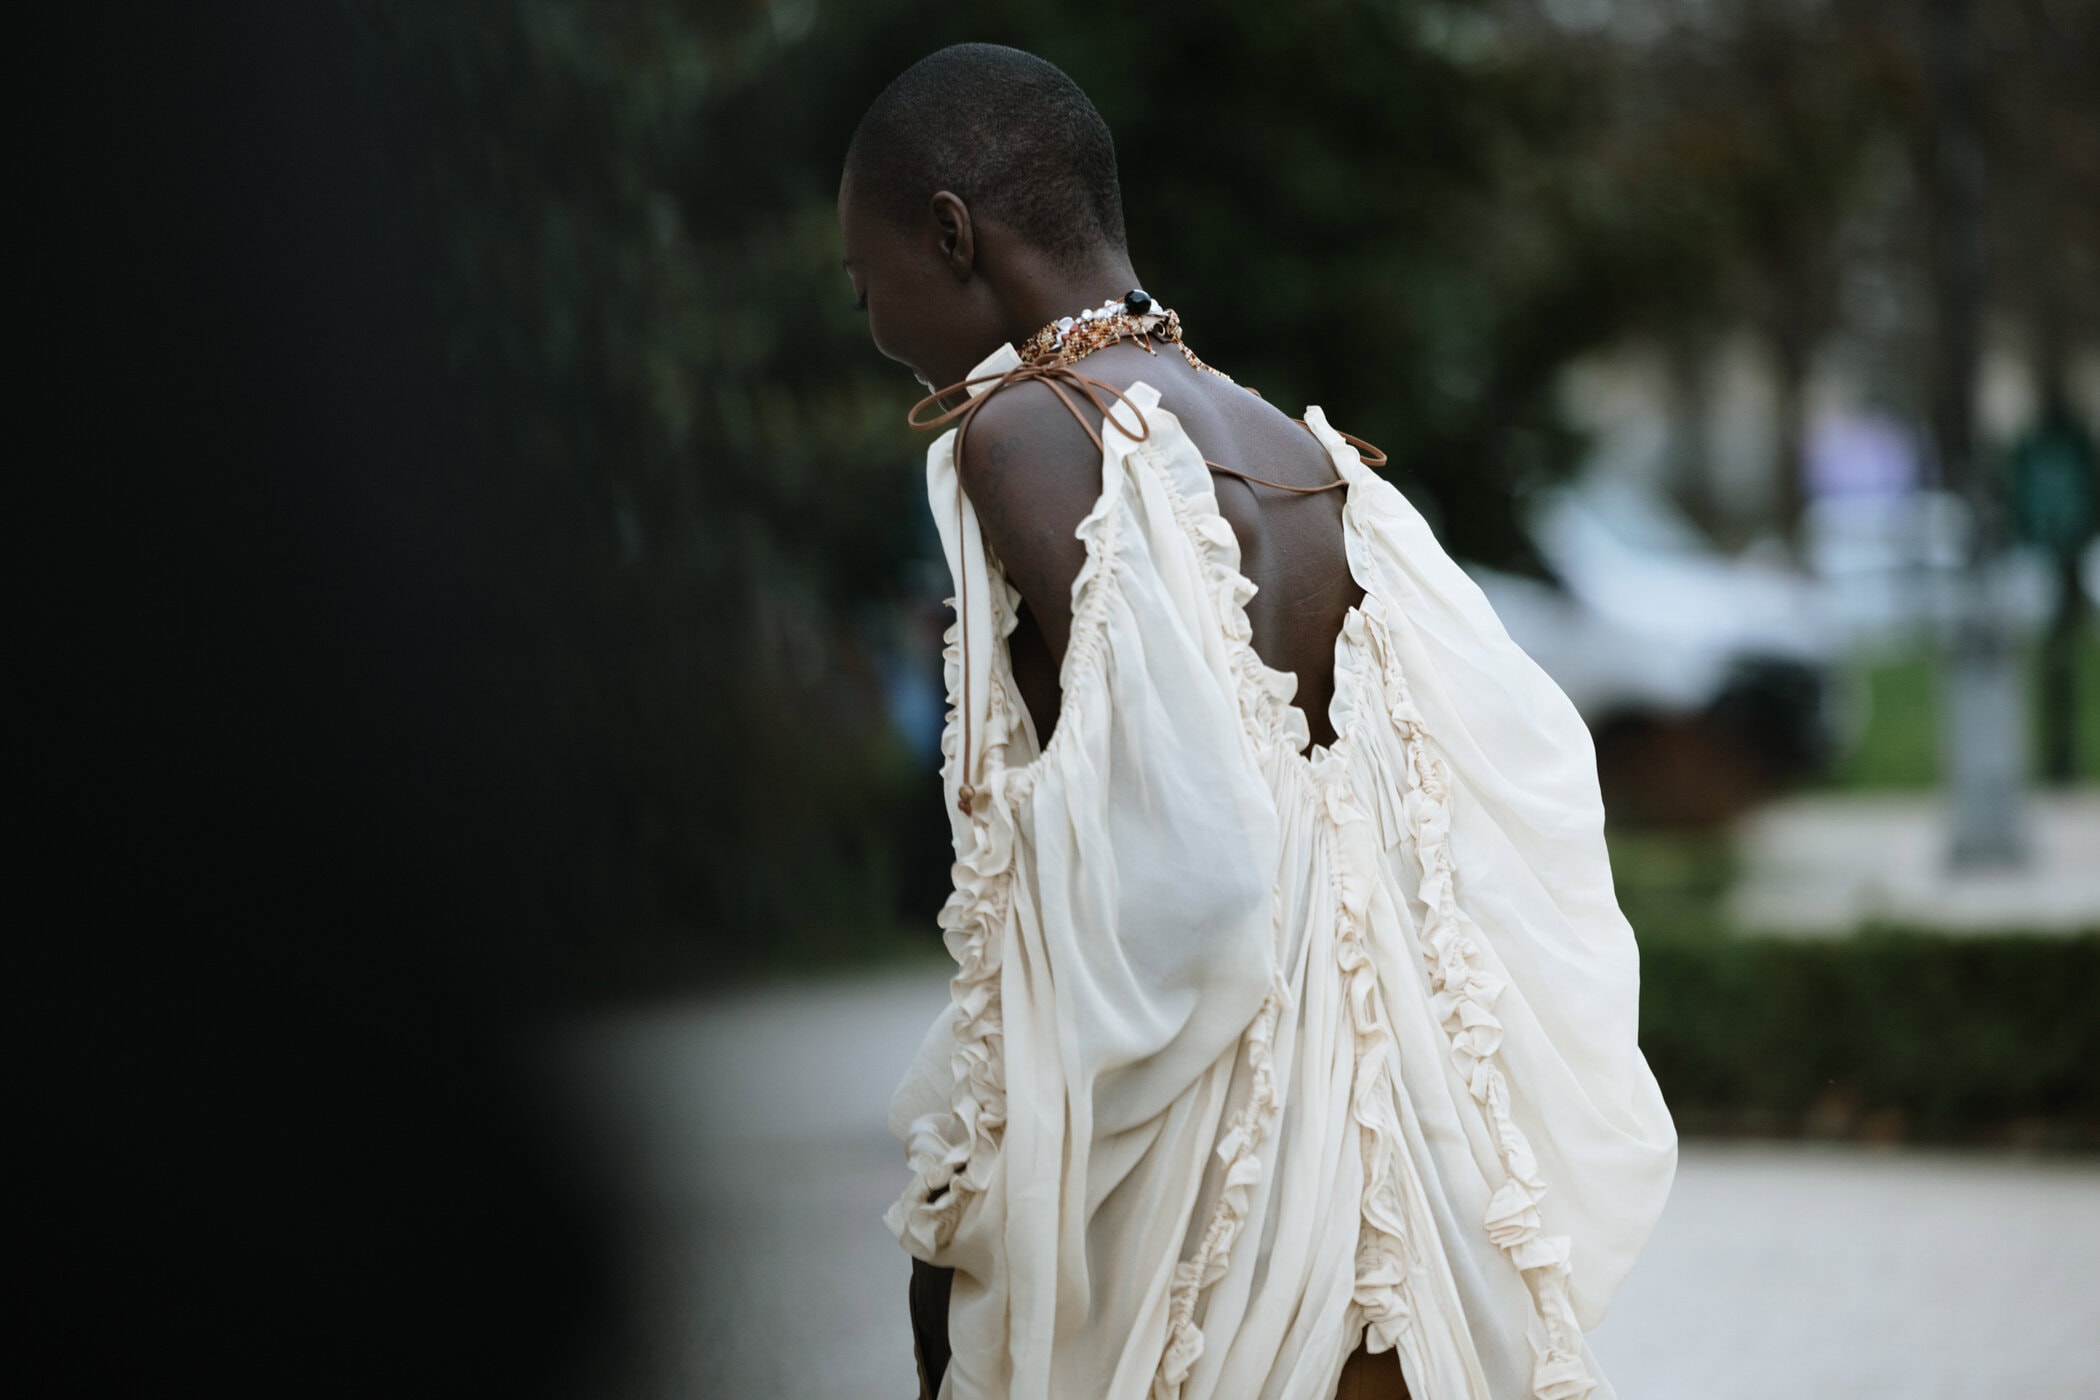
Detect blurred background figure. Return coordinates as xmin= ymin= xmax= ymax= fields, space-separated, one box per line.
xmin=2010 ymin=374 xmax=2099 ymax=785
xmin=39 ymin=2 xmax=2093 ymax=1398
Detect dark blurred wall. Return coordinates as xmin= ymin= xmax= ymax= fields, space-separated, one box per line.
xmin=24 ymin=5 xmax=616 ymax=1393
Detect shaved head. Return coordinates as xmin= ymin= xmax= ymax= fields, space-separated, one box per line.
xmin=844 ymin=43 xmax=1126 ymax=270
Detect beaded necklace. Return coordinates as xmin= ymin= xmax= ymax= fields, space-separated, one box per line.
xmin=1016 ymin=288 xmax=1236 ymax=383
xmin=1001 ymin=288 xmax=1375 ymax=496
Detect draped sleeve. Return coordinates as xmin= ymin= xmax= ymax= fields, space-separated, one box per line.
xmin=886 ymin=372 xmax=1290 ymax=1400
xmin=1306 ymin=406 xmax=1678 ymax=1346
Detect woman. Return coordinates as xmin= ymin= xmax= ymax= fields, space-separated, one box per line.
xmin=840 ymin=43 xmax=1677 ymax=1400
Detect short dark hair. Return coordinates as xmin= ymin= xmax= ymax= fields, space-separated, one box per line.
xmin=845 ymin=44 xmax=1126 ymax=268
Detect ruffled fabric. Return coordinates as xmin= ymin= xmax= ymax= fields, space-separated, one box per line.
xmin=885 ymin=349 xmax=1124 ymax=1263
xmin=1160 ymin=487 xmax=1313 ymax=757
xmin=882 ymin=574 xmax=1024 ymax=1259
xmin=1153 ymin=967 xmax=1289 ymax=1398
xmin=1132 ymin=404 xmax=1302 ymax=1398
xmin=1362 ymin=594 xmax=1597 ymax=1400
xmin=1135 ymin=408 xmax=1470 ymax=1398
xmin=1329 ymin=779 xmax=1422 ymax=1360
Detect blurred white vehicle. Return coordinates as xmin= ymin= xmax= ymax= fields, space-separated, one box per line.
xmin=1460 ymin=475 xmax=1849 ymax=822
xmin=1798 ymin=489 xmax=2061 ymax=644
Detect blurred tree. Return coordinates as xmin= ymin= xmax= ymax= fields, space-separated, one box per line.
xmin=379 ymin=0 xmax=928 ymax=980
xmin=1501 ymin=0 xmax=1917 ymax=548
xmin=1982 ymin=0 xmax=2100 ymax=410
xmin=371 ymin=0 xmax=2094 ymax=982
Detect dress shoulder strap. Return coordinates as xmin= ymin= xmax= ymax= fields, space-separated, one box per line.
xmin=910 ymin=358 xmax=1385 ymax=492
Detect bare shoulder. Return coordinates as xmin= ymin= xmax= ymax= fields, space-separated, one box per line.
xmin=952 ymin=375 xmax=1119 ymax=664
xmin=954 ymin=377 xmax=1099 ymax=488
xmin=952 ymin=344 xmax=1212 ymax=660
xmin=952 ymin=342 xmax=1174 ymax=509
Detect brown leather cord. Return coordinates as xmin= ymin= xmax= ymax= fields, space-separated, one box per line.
xmin=907 ymin=356 xmax=1388 ymax=815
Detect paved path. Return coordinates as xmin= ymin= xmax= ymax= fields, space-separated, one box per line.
xmin=1726 ymin=786 xmax=2100 ymax=935
xmin=551 ymin=965 xmax=2100 ymax=1399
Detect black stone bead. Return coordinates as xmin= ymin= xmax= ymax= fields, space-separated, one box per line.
xmin=1124 ymin=288 xmax=1152 ymax=315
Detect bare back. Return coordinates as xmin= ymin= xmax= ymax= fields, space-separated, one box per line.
xmin=992 ymin=341 xmax=1364 ymax=754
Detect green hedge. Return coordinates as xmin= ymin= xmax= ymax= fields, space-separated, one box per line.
xmin=1639 ymin=927 xmax=2100 ymax=1147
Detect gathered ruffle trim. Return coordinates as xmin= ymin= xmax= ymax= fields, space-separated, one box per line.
xmin=1152 ymin=961 xmax=1290 ymax=1398
xmin=1326 ymin=781 xmax=1425 ymax=1361
xmin=1132 ymin=429 xmax=1304 ymax=1396
xmin=1148 ymin=437 xmax=1313 ymax=760
xmin=887 ymin=447 xmax=1127 ymax=1261
xmin=884 ymin=600 xmax=1019 ymax=1258
xmin=1362 ymin=596 xmax=1596 ymax=1400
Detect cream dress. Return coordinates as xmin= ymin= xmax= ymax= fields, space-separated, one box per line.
xmin=886 ymin=342 xmax=1677 ymax=1400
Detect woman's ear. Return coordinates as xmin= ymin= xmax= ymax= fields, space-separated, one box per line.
xmin=929 ymin=190 xmax=975 ymax=282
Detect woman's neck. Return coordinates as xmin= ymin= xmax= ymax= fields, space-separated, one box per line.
xmin=999 ymin=255 xmax=1143 ymax=347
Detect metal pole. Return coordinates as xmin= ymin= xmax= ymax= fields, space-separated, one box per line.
xmin=1925 ymin=0 xmax=2029 ymax=869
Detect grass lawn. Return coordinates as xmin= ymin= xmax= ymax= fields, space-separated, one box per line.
xmin=1815 ymin=623 xmax=2100 ymax=791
